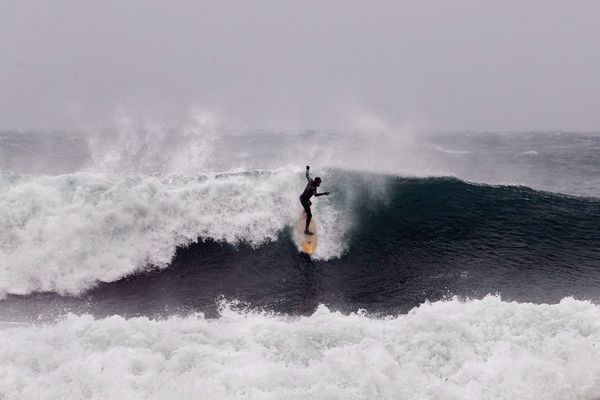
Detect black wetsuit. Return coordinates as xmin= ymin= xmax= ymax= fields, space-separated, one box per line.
xmin=299 ymin=170 xmax=326 ymax=232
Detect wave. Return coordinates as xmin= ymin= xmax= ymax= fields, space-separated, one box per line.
xmin=0 ymin=168 xmax=353 ymax=297
xmin=2 ymin=169 xmax=600 ymax=298
xmin=1 ymin=296 xmax=599 ymax=399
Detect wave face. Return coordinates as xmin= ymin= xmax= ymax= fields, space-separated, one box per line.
xmin=1 ymin=296 xmax=600 ymax=400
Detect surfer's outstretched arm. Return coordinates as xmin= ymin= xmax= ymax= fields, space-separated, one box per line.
xmin=306 ymin=165 xmax=313 ymax=182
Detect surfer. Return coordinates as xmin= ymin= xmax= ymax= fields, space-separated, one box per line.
xmin=300 ymin=165 xmax=330 ymax=235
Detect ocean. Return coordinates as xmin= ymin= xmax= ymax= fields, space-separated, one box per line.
xmin=1 ymin=128 xmax=600 ymax=399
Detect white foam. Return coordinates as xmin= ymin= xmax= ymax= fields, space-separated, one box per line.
xmin=0 ymin=168 xmax=349 ymax=297
xmin=517 ymin=150 xmax=539 ymax=156
xmin=432 ymin=145 xmax=472 ymax=155
xmin=1 ymin=296 xmax=599 ymax=399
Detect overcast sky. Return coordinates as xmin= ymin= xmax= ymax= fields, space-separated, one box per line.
xmin=1 ymin=0 xmax=600 ymax=131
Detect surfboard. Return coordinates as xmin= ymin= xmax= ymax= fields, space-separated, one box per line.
xmin=297 ymin=213 xmax=317 ymax=255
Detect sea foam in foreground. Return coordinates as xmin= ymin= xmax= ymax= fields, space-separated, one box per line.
xmin=1 ymin=296 xmax=599 ymax=400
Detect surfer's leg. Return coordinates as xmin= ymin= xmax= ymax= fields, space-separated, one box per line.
xmin=302 ymin=202 xmax=312 ymax=234
xmin=305 ymin=209 xmax=312 ymax=232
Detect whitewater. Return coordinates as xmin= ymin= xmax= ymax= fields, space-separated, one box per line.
xmin=2 ymin=297 xmax=600 ymax=400
xmin=0 ymin=169 xmax=349 ymax=296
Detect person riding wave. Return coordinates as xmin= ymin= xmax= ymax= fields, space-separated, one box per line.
xmin=300 ymin=165 xmax=330 ymax=235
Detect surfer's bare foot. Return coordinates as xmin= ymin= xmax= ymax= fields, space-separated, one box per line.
xmin=304 ymin=230 xmax=314 ymax=235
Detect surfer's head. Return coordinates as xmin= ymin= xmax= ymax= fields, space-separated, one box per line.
xmin=314 ymin=177 xmax=322 ymax=186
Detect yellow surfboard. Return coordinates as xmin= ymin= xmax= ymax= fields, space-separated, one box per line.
xmin=297 ymin=214 xmax=317 ymax=255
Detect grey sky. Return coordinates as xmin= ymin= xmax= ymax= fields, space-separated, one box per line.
xmin=1 ymin=0 xmax=599 ymax=131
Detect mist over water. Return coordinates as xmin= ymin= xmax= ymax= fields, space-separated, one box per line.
xmin=3 ymin=121 xmax=600 ymax=197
